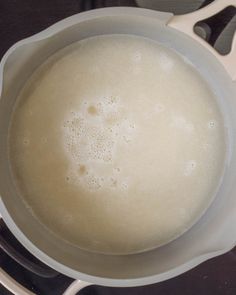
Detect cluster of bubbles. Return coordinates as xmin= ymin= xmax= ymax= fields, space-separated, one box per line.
xmin=131 ymin=49 xmax=175 ymax=74
xmin=62 ymin=96 xmax=136 ymax=191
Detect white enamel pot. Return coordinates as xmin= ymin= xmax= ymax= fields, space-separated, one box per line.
xmin=0 ymin=1 xmax=235 ymax=294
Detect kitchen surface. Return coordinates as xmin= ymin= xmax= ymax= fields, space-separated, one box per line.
xmin=0 ymin=1 xmax=236 ymax=294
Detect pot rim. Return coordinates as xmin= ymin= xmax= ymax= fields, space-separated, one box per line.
xmin=1 ymin=196 xmax=235 ymax=287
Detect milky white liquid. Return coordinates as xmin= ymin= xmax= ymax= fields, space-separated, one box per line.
xmin=8 ymin=35 xmax=226 ymax=254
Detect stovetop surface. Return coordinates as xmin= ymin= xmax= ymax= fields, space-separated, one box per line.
xmin=0 ymin=1 xmax=236 ymax=294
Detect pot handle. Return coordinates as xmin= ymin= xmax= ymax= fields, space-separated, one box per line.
xmin=167 ymin=0 xmax=236 ymax=81
xmin=63 ymin=280 xmax=93 ymax=295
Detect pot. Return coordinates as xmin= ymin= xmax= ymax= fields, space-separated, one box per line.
xmin=0 ymin=1 xmax=235 ymax=293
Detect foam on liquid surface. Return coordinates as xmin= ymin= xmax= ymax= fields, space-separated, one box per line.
xmin=8 ymin=35 xmax=226 ymax=254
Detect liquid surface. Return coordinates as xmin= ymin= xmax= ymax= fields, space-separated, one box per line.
xmin=9 ymin=35 xmax=226 ymax=254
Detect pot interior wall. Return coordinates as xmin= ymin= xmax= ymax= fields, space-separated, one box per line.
xmin=0 ymin=11 xmax=236 ymax=282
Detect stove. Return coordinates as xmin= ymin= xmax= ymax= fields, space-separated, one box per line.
xmin=0 ymin=1 xmax=236 ymax=294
